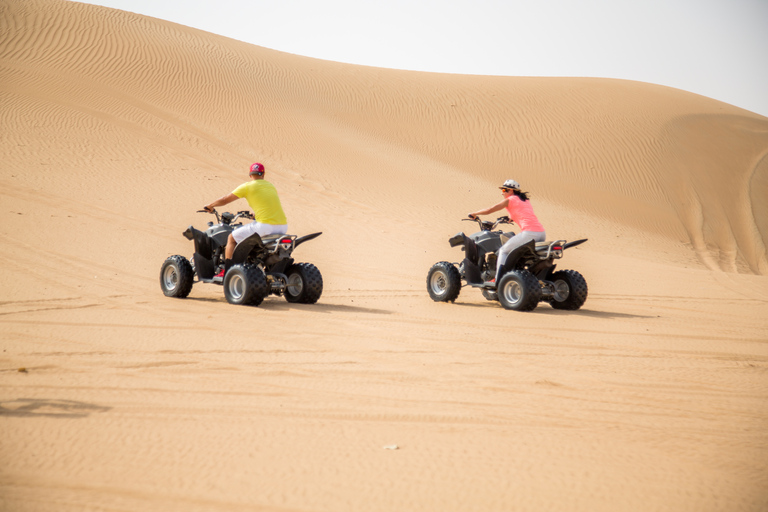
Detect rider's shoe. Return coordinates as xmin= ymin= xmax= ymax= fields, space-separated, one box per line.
xmin=482 ymin=278 xmax=496 ymax=289
xmin=214 ymin=259 xmax=232 ymax=281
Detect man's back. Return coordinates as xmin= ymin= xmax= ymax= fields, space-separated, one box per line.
xmin=232 ymin=180 xmax=287 ymax=225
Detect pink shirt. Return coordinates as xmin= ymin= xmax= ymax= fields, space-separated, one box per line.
xmin=505 ymin=195 xmax=545 ymax=232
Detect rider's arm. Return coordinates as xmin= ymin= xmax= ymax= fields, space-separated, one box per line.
xmin=468 ymin=198 xmax=508 ymax=219
xmin=204 ymin=193 xmax=238 ymax=212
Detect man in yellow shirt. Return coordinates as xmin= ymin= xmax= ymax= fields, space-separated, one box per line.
xmin=203 ymin=162 xmax=288 ymax=277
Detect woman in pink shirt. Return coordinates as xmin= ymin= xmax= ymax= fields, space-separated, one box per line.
xmin=468 ymin=179 xmax=546 ymax=285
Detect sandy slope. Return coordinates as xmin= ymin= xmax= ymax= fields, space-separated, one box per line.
xmin=1 ymin=1 xmax=767 ymax=511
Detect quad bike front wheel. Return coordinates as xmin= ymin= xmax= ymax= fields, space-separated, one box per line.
xmin=224 ymin=264 xmax=268 ymax=306
xmin=427 ymin=262 xmax=461 ymax=303
xmin=498 ymin=270 xmax=542 ymax=311
xmin=160 ymin=255 xmax=194 ymax=298
xmin=548 ymin=269 xmax=588 ymax=310
xmin=285 ymin=263 xmax=323 ymax=304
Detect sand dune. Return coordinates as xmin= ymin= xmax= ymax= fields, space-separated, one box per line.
xmin=1 ymin=1 xmax=767 ymax=511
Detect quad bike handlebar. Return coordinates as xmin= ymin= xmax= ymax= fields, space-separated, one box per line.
xmin=464 ymin=215 xmax=513 ymax=232
xmin=196 ymin=208 xmax=254 ymax=225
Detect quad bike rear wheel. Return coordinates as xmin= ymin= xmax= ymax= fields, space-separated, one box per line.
xmin=285 ymin=263 xmax=323 ymax=304
xmin=548 ymin=269 xmax=588 ymax=310
xmin=160 ymin=255 xmax=194 ymax=298
xmin=498 ymin=270 xmax=541 ymax=311
xmin=224 ymin=264 xmax=268 ymax=306
xmin=427 ymin=261 xmax=461 ymax=303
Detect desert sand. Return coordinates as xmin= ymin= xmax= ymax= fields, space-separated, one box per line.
xmin=1 ymin=1 xmax=767 ymax=511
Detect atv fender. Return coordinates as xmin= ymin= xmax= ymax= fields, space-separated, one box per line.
xmin=462 ymin=258 xmax=483 ymax=285
xmin=449 ymin=232 xmax=466 ymax=247
xmin=498 ymin=240 xmax=537 ymax=277
xmin=295 ymin=232 xmax=322 ymax=248
xmin=449 ymin=233 xmax=486 ymax=266
xmin=184 ymin=226 xmax=213 ymax=259
xmin=193 ymin=253 xmax=215 ymax=280
xmin=461 ymin=236 xmax=484 ymax=265
xmin=231 ymin=232 xmax=264 ymax=264
xmin=563 ymin=238 xmax=588 ymax=250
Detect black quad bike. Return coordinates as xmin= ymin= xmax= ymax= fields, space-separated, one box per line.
xmin=160 ymin=209 xmax=323 ymax=306
xmin=426 ymin=216 xmax=588 ymax=311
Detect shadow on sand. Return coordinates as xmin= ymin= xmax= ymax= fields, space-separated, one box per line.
xmin=184 ymin=296 xmax=393 ymax=315
xmin=0 ymin=398 xmax=112 ymax=419
xmin=448 ymin=300 xmax=652 ymax=320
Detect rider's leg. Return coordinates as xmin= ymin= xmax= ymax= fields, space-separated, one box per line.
xmin=225 ymin=234 xmax=237 ymax=260
xmin=495 ymin=231 xmax=546 ymax=278
xmin=224 ymin=223 xmax=252 ymax=268
xmin=495 ymin=237 xmax=526 ymax=278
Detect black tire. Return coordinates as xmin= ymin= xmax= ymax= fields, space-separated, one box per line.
xmin=160 ymin=255 xmax=194 ymax=298
xmin=224 ymin=264 xmax=268 ymax=306
xmin=284 ymin=263 xmax=323 ymax=304
xmin=427 ymin=262 xmax=461 ymax=303
xmin=548 ymin=269 xmax=588 ymax=310
xmin=497 ymin=270 xmax=541 ymax=311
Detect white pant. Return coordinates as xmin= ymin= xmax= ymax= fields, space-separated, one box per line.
xmin=496 ymin=231 xmax=546 ymax=276
xmin=232 ymin=221 xmax=288 ymax=244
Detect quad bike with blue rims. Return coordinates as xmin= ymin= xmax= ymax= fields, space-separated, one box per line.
xmin=427 ymin=216 xmax=588 ymax=312
xmin=160 ymin=209 xmax=323 ymax=306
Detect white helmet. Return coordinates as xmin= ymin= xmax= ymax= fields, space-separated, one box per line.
xmin=499 ymin=179 xmax=520 ymax=190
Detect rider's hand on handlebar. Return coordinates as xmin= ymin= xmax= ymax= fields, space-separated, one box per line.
xmin=467 ymin=213 xmax=477 ymax=220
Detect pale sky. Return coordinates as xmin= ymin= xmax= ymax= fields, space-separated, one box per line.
xmin=78 ymin=0 xmax=767 ymax=117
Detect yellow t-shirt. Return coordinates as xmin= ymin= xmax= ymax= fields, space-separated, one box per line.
xmin=232 ymin=180 xmax=287 ymax=225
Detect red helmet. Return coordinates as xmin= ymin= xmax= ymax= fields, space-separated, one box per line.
xmin=249 ymin=162 xmax=265 ymax=175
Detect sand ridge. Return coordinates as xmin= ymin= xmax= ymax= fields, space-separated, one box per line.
xmin=1 ymin=1 xmax=767 ymax=511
